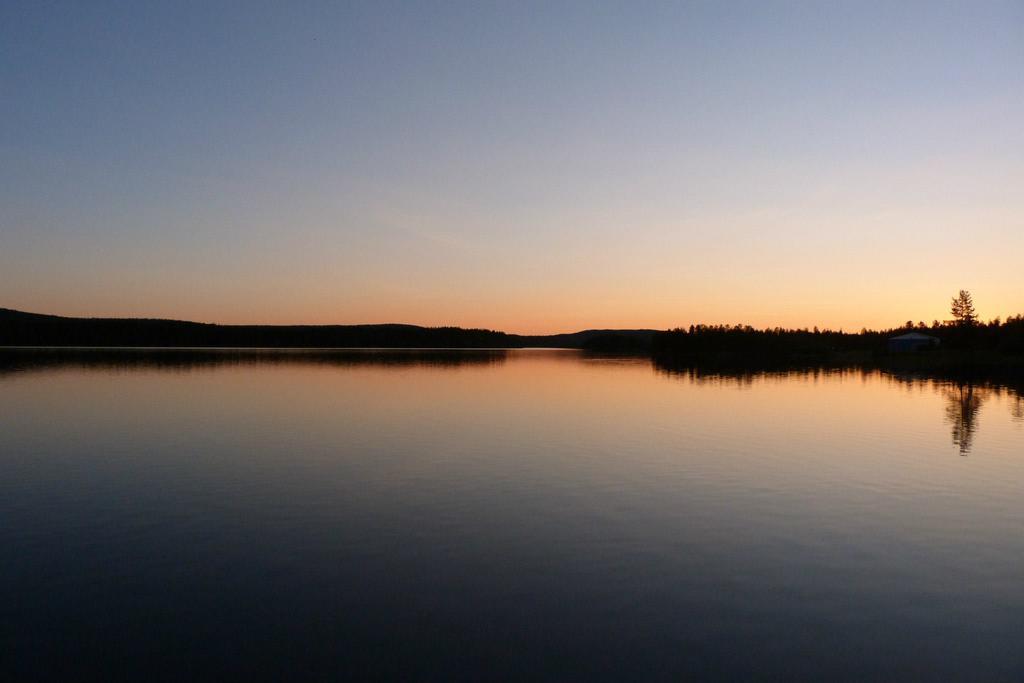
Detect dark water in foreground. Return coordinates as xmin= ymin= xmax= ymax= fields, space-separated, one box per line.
xmin=2 ymin=349 xmax=1023 ymax=681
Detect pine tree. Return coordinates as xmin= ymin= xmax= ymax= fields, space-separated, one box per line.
xmin=950 ymin=290 xmax=978 ymax=327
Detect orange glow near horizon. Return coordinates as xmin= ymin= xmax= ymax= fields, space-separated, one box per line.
xmin=8 ymin=286 xmax=1022 ymax=336
xmin=7 ymin=189 xmax=1021 ymax=334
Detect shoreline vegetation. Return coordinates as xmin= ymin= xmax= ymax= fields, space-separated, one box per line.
xmin=3 ymin=297 xmax=1023 ymax=380
xmin=650 ymin=291 xmax=1023 ymax=383
xmin=650 ymin=322 xmax=1024 ymax=373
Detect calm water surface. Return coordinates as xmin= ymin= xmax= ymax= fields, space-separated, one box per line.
xmin=2 ymin=349 xmax=1023 ymax=681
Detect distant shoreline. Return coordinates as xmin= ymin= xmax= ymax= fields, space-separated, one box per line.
xmin=0 ymin=307 xmax=657 ymax=350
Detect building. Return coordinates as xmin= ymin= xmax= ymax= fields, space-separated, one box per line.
xmin=887 ymin=332 xmax=941 ymax=353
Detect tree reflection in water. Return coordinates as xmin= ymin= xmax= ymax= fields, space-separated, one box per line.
xmin=942 ymin=383 xmax=991 ymax=455
xmin=1011 ymin=394 xmax=1024 ymax=423
xmin=652 ymin=359 xmax=1023 ymax=457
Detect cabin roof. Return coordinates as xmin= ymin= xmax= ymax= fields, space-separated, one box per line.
xmin=889 ymin=332 xmax=940 ymax=341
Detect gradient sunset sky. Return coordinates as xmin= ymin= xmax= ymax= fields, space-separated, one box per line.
xmin=2 ymin=1 xmax=1022 ymax=334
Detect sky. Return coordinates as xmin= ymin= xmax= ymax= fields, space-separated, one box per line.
xmin=2 ymin=1 xmax=1022 ymax=334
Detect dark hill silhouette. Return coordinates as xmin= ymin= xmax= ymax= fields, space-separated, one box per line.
xmin=0 ymin=308 xmax=658 ymax=350
xmin=580 ymin=333 xmax=651 ymax=352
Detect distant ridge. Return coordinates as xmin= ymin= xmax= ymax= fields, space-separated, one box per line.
xmin=0 ymin=308 xmax=658 ymax=349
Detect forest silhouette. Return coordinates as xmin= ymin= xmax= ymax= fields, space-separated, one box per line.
xmin=3 ymin=291 xmax=1022 ymax=368
xmin=651 ymin=291 xmax=1024 ymax=372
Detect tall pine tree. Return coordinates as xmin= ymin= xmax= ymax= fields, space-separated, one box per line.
xmin=950 ymin=290 xmax=978 ymax=326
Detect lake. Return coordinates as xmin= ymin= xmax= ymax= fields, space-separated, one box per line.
xmin=2 ymin=349 xmax=1023 ymax=681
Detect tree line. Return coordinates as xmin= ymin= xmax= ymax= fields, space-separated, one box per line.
xmin=651 ymin=291 xmax=1024 ymax=360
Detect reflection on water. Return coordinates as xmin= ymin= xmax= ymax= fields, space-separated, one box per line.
xmin=2 ymin=349 xmax=1023 ymax=681
xmin=943 ymin=383 xmax=988 ymax=455
xmin=1011 ymin=394 xmax=1024 ymax=422
xmin=0 ymin=347 xmax=509 ymax=375
xmin=655 ymin=363 xmax=1023 ymax=456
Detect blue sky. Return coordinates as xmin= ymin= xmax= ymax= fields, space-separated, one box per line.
xmin=2 ymin=1 xmax=1022 ymax=331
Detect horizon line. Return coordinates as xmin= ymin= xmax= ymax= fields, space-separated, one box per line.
xmin=5 ymin=305 xmax=1017 ymax=338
